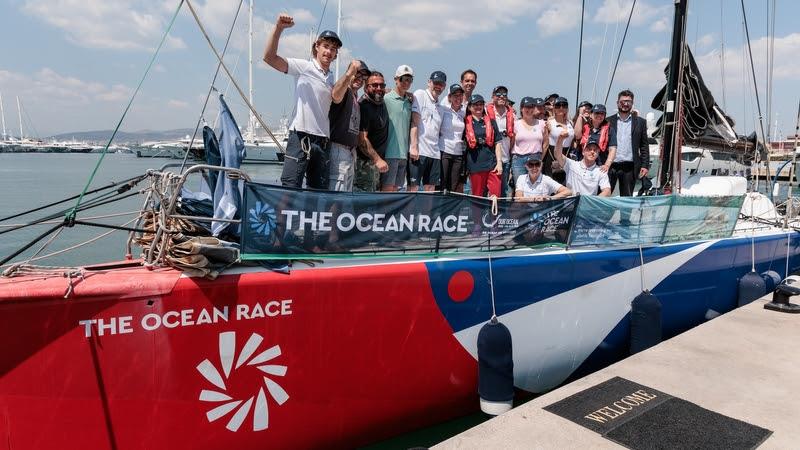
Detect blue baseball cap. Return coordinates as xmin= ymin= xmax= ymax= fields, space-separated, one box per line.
xmin=469 ymin=94 xmax=485 ymax=104
xmin=586 ymin=136 xmax=601 ymax=147
xmin=430 ymin=71 xmax=447 ymax=83
xmin=449 ymin=83 xmax=464 ymax=95
xmin=317 ymin=30 xmax=342 ymax=47
xmin=591 ymin=103 xmax=607 ymax=114
xmin=521 ymin=97 xmax=544 ymax=107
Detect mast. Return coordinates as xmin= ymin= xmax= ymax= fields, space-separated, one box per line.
xmin=16 ymin=96 xmax=24 ymax=140
xmin=247 ymin=0 xmax=254 ymax=142
xmin=659 ymin=0 xmax=689 ymax=191
xmin=0 ymin=92 xmax=6 ymax=140
xmin=335 ymin=0 xmax=342 ymax=80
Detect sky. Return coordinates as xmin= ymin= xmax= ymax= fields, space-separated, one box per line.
xmin=0 ymin=0 xmax=798 ymax=141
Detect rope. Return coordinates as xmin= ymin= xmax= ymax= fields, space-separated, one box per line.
xmin=179 ymin=0 xmax=244 ymax=173
xmin=639 ymin=244 xmax=646 ymax=291
xmin=66 ymin=0 xmax=184 ymax=224
xmin=604 ymin=0 xmax=636 ymax=104
xmin=488 ymin=252 xmax=497 ymax=320
xmin=1 ymin=217 xmax=141 ymax=271
xmin=0 ymin=211 xmax=142 ymax=229
xmin=0 ymin=223 xmax=63 ymax=267
xmin=786 ymin=232 xmax=791 ymax=279
xmin=0 ymin=175 xmax=145 ymax=224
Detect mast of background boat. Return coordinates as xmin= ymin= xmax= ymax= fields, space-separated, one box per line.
xmin=16 ymin=96 xmax=23 ymax=140
xmin=247 ymin=0 xmax=255 ymax=142
xmin=0 ymin=92 xmax=6 ymax=140
xmin=658 ymin=0 xmax=688 ymax=192
xmin=335 ymin=0 xmax=341 ymax=79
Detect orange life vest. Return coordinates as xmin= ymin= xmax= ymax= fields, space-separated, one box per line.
xmin=580 ymin=121 xmax=610 ymax=151
xmin=486 ymin=104 xmax=515 ymax=138
xmin=465 ymin=114 xmax=495 ymax=150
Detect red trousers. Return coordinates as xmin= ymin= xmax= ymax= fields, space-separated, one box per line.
xmin=469 ymin=171 xmax=501 ymax=197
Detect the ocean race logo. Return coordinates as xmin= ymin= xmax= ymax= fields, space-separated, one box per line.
xmin=197 ymin=332 xmax=289 ymax=432
xmin=249 ymin=201 xmax=278 ymax=237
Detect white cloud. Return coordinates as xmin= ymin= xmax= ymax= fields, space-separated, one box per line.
xmin=167 ymin=99 xmax=189 ymax=108
xmin=22 ymin=0 xmax=186 ymax=51
xmin=649 ymin=17 xmax=670 ymax=33
xmin=695 ymin=33 xmax=715 ymax=49
xmin=593 ymin=0 xmax=668 ymax=26
xmin=537 ymin=2 xmax=582 ymax=37
xmin=695 ymin=33 xmax=800 ymax=84
xmin=287 ymin=9 xmax=315 ymax=24
xmin=634 ymin=43 xmax=663 ymax=59
xmin=342 ymin=0 xmax=552 ymax=51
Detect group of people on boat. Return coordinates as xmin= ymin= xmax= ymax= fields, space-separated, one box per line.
xmin=263 ymin=14 xmax=651 ymax=201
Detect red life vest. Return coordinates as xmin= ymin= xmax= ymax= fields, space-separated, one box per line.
xmin=580 ymin=121 xmax=610 ymax=151
xmin=486 ymin=103 xmax=515 ymax=138
xmin=465 ymin=114 xmax=495 ymax=150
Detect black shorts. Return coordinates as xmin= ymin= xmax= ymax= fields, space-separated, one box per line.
xmin=408 ymin=155 xmax=441 ymax=187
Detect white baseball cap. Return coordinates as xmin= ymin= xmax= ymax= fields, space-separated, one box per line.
xmin=394 ymin=65 xmax=414 ymax=78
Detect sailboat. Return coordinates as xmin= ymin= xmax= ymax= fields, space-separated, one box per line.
xmin=0 ymin=1 xmax=796 ymax=449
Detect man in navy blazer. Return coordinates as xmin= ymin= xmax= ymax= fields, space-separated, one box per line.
xmin=607 ymin=89 xmax=651 ymax=196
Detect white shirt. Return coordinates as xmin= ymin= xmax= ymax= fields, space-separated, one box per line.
xmin=614 ymin=114 xmax=633 ymax=162
xmin=286 ymin=58 xmax=334 ymax=137
xmin=494 ymin=109 xmax=512 ymax=163
xmin=547 ymin=119 xmax=575 ymax=148
xmin=412 ymin=89 xmax=444 ymax=159
xmin=564 ymin=158 xmax=611 ymax=195
xmin=516 ymin=173 xmax=563 ymax=197
xmin=438 ymin=104 xmax=466 ymax=156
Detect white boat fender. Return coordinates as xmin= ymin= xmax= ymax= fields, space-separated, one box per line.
xmin=477 ymin=317 xmax=514 ymax=415
xmin=761 ymin=270 xmax=782 ymax=293
xmin=629 ymin=290 xmax=662 ymax=355
xmin=737 ymin=271 xmax=766 ymax=306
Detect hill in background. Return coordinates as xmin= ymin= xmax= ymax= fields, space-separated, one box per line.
xmin=47 ymin=129 xmax=196 ymax=144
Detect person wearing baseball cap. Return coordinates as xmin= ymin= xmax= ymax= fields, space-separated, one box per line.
xmin=510 ymin=96 xmax=548 ymax=182
xmin=464 ymin=93 xmax=503 ymax=198
xmin=575 ymin=103 xmax=617 ymax=172
xmin=409 ymin=71 xmax=448 ymax=191
xmin=514 ymin=153 xmax=571 ymax=202
xmin=553 ymin=134 xmax=611 ymax=197
xmin=544 ymin=97 xmax=575 ymax=182
xmin=263 ymin=14 xmax=361 ymax=189
xmin=439 ymin=84 xmax=467 ymax=192
xmin=379 ymin=65 xmax=415 ymax=191
xmin=544 ymin=93 xmax=559 ymax=118
xmin=487 ymin=85 xmax=515 ymax=197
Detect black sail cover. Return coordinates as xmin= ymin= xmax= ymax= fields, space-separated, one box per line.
xmin=651 ymin=46 xmax=757 ymax=159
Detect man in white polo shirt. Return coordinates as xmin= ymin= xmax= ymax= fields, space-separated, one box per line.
xmin=263 ymin=13 xmax=359 ymax=189
xmin=409 ymin=70 xmax=446 ymax=191
xmin=553 ymin=131 xmax=611 ymax=196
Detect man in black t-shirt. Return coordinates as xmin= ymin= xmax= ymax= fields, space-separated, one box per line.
xmin=355 ymin=72 xmax=389 ymax=192
xmin=328 ymin=62 xmax=370 ymax=191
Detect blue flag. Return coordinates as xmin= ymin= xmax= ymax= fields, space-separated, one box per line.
xmin=212 ymin=94 xmax=246 ymax=236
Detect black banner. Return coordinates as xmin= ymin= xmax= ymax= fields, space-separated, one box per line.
xmin=240 ymin=183 xmax=578 ymax=258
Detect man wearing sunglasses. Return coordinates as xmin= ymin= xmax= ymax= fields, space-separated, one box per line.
xmin=514 ymin=153 xmax=571 ymax=202
xmin=487 ymin=86 xmax=515 ymax=197
xmin=355 ymin=72 xmax=390 ymax=192
xmin=607 ymin=89 xmax=650 ymax=197
xmin=381 ymin=65 xmax=415 ymax=191
xmin=328 ymin=61 xmax=371 ymax=191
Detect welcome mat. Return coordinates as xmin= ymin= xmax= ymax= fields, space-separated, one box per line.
xmin=544 ymin=377 xmax=771 ymax=449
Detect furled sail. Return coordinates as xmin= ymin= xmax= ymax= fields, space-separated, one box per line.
xmin=651 ymin=46 xmax=758 ymax=159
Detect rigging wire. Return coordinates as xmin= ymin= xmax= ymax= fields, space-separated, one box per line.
xmin=315 ymin=0 xmax=330 ymax=35
xmin=179 ymin=0 xmax=245 ymax=173
xmin=604 ymin=0 xmax=637 ymax=104
xmin=739 ymin=0 xmax=772 ymax=195
xmin=66 ymin=0 xmax=185 ymax=224
xmin=591 ymin=21 xmax=610 ymax=101
xmin=719 ymin=0 xmax=727 ymax=110
xmin=575 ymin=0 xmax=585 ymax=107
xmin=766 ymin=0 xmax=776 ymax=141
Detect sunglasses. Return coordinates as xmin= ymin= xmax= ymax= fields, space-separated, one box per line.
xmin=494 ymin=92 xmax=508 ymax=97
xmin=369 ymin=83 xmax=386 ymax=88
xmin=399 ymin=75 xmax=413 ymax=83
xmin=554 ymin=103 xmax=568 ymax=108
xmin=526 ymin=161 xmax=542 ymax=168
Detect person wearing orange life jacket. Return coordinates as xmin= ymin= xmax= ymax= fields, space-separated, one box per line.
xmin=487 ymin=86 xmax=515 ymax=197
xmin=463 ymin=94 xmax=503 ymax=197
xmin=574 ymin=103 xmax=617 ymax=172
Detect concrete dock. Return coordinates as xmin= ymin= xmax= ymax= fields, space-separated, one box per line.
xmin=435 ymin=295 xmax=800 ymax=449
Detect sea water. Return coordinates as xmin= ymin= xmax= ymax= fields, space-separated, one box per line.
xmin=0 ymin=152 xmax=281 ymax=268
